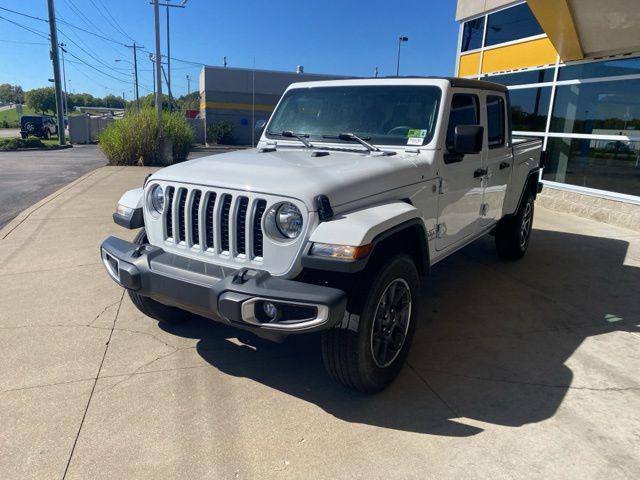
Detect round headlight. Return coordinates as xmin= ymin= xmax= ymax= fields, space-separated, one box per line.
xmin=275 ymin=202 xmax=303 ymax=239
xmin=150 ymin=185 xmax=164 ymax=214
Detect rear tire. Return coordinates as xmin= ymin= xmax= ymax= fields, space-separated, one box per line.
xmin=321 ymin=254 xmax=420 ymax=393
xmin=495 ymin=192 xmax=534 ymax=260
xmin=127 ymin=229 xmax=192 ymax=325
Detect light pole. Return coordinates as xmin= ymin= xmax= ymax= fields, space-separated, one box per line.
xmin=186 ymin=74 xmax=191 ymax=96
xmin=116 ymin=54 xmax=141 ymax=112
xmin=396 ymin=35 xmax=409 ymax=77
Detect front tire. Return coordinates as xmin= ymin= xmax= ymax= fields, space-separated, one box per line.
xmin=127 ymin=229 xmax=192 ymax=325
xmin=495 ymin=192 xmax=534 ymax=260
xmin=321 ymin=254 xmax=420 ymax=393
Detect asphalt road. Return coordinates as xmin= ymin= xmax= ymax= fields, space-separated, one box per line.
xmin=0 ymin=129 xmax=20 ymax=138
xmin=0 ymin=145 xmax=228 ymax=230
xmin=0 ymin=145 xmax=107 ymax=229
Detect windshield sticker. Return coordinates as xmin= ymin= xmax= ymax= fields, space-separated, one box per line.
xmin=407 ymin=129 xmax=427 ymax=138
xmin=407 ymin=137 xmax=423 ymax=146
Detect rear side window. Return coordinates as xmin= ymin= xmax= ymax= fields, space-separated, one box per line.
xmin=486 ymin=95 xmax=505 ymax=148
xmin=446 ymin=94 xmax=480 ymax=151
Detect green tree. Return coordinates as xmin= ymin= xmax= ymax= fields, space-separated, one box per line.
xmin=102 ymin=94 xmax=126 ymax=109
xmin=25 ymin=87 xmax=57 ymax=114
xmin=0 ymin=83 xmax=24 ymax=104
xmin=177 ymin=92 xmax=200 ymax=111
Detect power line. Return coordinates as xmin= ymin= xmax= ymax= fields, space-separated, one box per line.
xmin=0 ymin=5 xmax=127 ymax=46
xmin=0 ymin=38 xmax=49 ymax=45
xmin=64 ymin=51 xmax=153 ymax=92
xmin=0 ymin=14 xmax=50 ymax=40
xmin=63 ymin=0 xmax=111 ymax=40
xmin=91 ymin=0 xmax=135 ymax=43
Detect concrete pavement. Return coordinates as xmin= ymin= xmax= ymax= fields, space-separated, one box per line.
xmin=0 ymin=166 xmax=638 ymax=479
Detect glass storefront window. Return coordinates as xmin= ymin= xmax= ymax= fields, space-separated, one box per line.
xmin=509 ymin=87 xmax=552 ymax=132
xmin=485 ymin=3 xmax=543 ymax=47
xmin=550 ymin=79 xmax=640 ymax=135
xmin=461 ymin=17 xmax=484 ymax=52
xmin=484 ymin=68 xmax=554 ymax=86
xmin=543 ymin=137 xmax=640 ymax=196
xmin=558 ymin=57 xmax=640 ymax=81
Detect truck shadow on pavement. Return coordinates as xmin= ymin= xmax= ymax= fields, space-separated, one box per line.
xmin=160 ymin=228 xmax=640 ymax=437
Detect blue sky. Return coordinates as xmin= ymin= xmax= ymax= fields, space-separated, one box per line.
xmin=0 ymin=0 xmax=459 ymax=98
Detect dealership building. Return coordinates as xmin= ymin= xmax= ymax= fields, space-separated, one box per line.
xmin=456 ymin=0 xmax=640 ymax=230
xmin=199 ymin=66 xmax=346 ymax=145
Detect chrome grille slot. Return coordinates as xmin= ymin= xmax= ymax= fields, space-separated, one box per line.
xmin=205 ymin=193 xmax=217 ymax=249
xmin=253 ymin=200 xmax=266 ymax=258
xmin=177 ymin=189 xmax=187 ymax=243
xmin=220 ymin=194 xmax=232 ymax=252
xmin=191 ymin=190 xmax=202 ymax=246
xmin=236 ymin=197 xmax=249 ymax=255
xmin=165 ymin=186 xmax=175 ymax=239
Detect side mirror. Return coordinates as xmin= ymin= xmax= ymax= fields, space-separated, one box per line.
xmin=454 ymin=125 xmax=484 ymax=154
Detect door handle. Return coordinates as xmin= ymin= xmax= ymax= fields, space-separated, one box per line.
xmin=499 ymin=161 xmax=511 ymax=170
xmin=473 ymin=168 xmax=487 ymax=178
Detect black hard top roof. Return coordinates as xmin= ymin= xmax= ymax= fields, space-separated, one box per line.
xmin=376 ymin=76 xmax=508 ymax=93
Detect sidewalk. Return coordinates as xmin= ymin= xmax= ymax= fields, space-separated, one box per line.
xmin=1 ymin=166 xmax=639 ymax=479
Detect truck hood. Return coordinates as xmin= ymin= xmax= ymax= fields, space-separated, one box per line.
xmin=151 ymin=148 xmax=431 ymax=210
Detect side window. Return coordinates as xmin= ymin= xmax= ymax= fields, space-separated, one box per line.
xmin=486 ymin=95 xmax=505 ymax=148
xmin=446 ymin=94 xmax=480 ymax=152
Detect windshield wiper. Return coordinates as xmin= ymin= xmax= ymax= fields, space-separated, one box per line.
xmin=322 ymin=132 xmax=393 ymax=155
xmin=268 ymin=130 xmax=314 ymax=148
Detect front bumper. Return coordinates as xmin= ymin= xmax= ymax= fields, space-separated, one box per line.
xmin=100 ymin=236 xmax=347 ymax=340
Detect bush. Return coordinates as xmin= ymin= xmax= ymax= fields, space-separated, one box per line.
xmin=206 ymin=120 xmax=233 ymax=144
xmin=98 ymin=108 xmax=193 ymax=165
xmin=0 ymin=137 xmax=46 ymax=150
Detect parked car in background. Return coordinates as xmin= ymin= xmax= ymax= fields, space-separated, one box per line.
xmin=20 ymin=115 xmax=58 ymax=139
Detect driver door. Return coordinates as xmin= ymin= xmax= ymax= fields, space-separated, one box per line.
xmin=435 ymin=92 xmax=484 ymax=251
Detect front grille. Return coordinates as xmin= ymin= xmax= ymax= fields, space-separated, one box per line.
xmin=177 ymin=189 xmax=187 ymax=243
xmin=191 ymin=190 xmax=202 ymax=245
xmin=165 ymin=187 xmax=175 ymax=238
xmin=220 ymin=195 xmax=232 ymax=252
xmin=236 ymin=197 xmax=249 ymax=255
xmin=253 ymin=200 xmax=266 ymax=258
xmin=162 ymin=186 xmax=267 ymax=261
xmin=205 ymin=193 xmax=216 ymax=249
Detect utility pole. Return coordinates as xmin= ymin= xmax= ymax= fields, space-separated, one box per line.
xmin=47 ymin=0 xmax=66 ymax=145
xmin=186 ymin=74 xmax=191 ymax=95
xmin=158 ymin=1 xmax=187 ymax=111
xmin=153 ymin=0 xmax=163 ymax=134
xmin=125 ymin=42 xmax=143 ymax=112
xmin=148 ymin=53 xmax=156 ymax=101
xmin=59 ymin=43 xmax=69 ymax=119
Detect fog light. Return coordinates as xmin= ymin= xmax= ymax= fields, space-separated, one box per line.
xmin=262 ymin=301 xmax=278 ymax=320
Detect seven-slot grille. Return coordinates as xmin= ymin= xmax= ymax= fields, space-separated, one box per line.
xmin=163 ymin=186 xmax=267 ymax=260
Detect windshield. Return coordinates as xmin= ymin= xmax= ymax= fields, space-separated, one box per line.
xmin=266 ymin=85 xmax=441 ymax=147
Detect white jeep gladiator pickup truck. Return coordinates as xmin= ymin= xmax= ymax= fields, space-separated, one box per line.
xmin=101 ymin=77 xmax=543 ymax=392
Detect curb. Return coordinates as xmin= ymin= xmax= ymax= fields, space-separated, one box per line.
xmin=0 ymin=144 xmax=73 ymax=152
xmin=0 ymin=167 xmax=110 ymax=240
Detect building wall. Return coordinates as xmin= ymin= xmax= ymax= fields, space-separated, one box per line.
xmin=455 ymin=0 xmax=640 ymax=221
xmin=200 ymin=66 xmax=347 ymax=145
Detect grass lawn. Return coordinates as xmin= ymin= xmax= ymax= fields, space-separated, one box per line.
xmin=0 ymin=106 xmax=83 ymax=128
xmin=0 ymin=106 xmax=38 ymax=128
xmin=0 ymin=135 xmax=68 ymax=151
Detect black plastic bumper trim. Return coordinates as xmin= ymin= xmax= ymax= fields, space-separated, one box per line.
xmin=100 ymin=236 xmax=347 ymax=339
